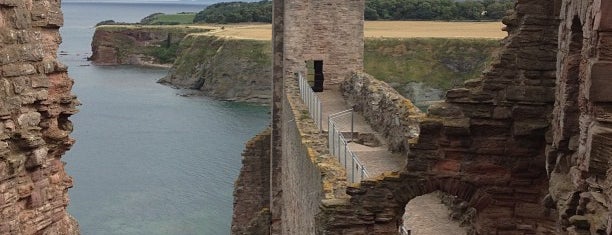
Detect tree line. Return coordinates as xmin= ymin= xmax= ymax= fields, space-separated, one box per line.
xmin=365 ymin=0 xmax=514 ymax=21
xmin=192 ymin=0 xmax=514 ymax=24
xmin=193 ymin=1 xmax=272 ymax=24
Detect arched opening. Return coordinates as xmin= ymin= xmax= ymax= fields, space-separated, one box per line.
xmin=306 ymin=60 xmax=325 ymax=92
xmin=551 ymin=16 xmax=583 ymax=173
xmin=401 ymin=191 xmax=471 ymax=235
xmin=369 ymin=178 xmax=490 ymax=235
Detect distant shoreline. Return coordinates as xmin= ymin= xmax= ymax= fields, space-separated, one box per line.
xmin=62 ymin=1 xmax=209 ymax=5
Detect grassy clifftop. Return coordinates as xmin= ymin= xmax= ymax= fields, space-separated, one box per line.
xmin=365 ymin=38 xmax=499 ymax=90
xmin=89 ymin=26 xmax=212 ymax=66
xmin=159 ymin=34 xmax=498 ymax=104
xmin=89 ymin=23 xmax=501 ymax=104
xmin=159 ymin=34 xmax=272 ymax=102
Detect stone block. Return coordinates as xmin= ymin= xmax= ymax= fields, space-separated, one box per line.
xmin=504 ymin=137 xmax=544 ymax=157
xmin=512 ymin=105 xmax=549 ymax=120
xmin=515 ymin=202 xmax=546 ymax=219
xmin=470 ymin=119 xmax=511 ymax=137
xmin=2 ymin=64 xmax=37 ymax=77
xmin=443 ymin=118 xmax=470 ymax=136
xmin=31 ymin=75 xmax=50 ymax=88
xmin=506 ymin=85 xmax=555 ymax=103
xmin=479 ymin=206 xmax=513 ymax=220
xmin=598 ymin=33 xmax=612 ymax=60
xmin=446 ymin=88 xmax=470 ymax=99
xmin=512 ymin=119 xmax=549 ymax=136
xmin=0 ymin=0 xmax=21 ymax=7
xmin=428 ymin=102 xmax=464 ymax=118
xmin=585 ymin=124 xmax=612 ymax=177
xmin=588 ymin=61 xmax=612 ymax=102
xmin=493 ymin=107 xmax=512 ymax=119
xmin=594 ymin=0 xmax=612 ymax=31
xmin=461 ymin=104 xmax=493 ymax=118
xmin=432 ymin=159 xmax=460 ymax=174
xmin=17 ymin=112 xmax=41 ymax=128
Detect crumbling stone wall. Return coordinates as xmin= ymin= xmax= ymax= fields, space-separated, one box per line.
xmin=316 ymin=173 xmax=493 ymax=234
xmin=341 ymin=72 xmax=423 ymax=153
xmin=231 ymin=129 xmax=271 ymax=235
xmin=401 ymin=0 xmax=560 ymax=233
xmin=240 ymin=0 xmax=612 ymax=234
xmin=0 ymin=1 xmax=80 ymax=234
xmin=547 ymin=1 xmax=612 ymax=234
xmin=283 ymin=0 xmax=364 ymax=84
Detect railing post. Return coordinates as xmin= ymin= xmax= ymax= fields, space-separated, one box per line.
xmin=331 ymin=123 xmax=335 ymax=159
xmin=344 ymin=142 xmax=348 ymax=170
xmin=318 ymin=101 xmax=322 ymax=131
xmin=328 ymin=109 xmax=371 ymax=183
xmin=351 ymin=154 xmax=355 ymax=183
xmin=351 ymin=109 xmax=354 ymax=142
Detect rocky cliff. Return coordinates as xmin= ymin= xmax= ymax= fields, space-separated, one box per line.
xmin=0 ymin=1 xmax=80 ymax=234
xmin=90 ymin=25 xmax=498 ymax=104
xmin=159 ymin=35 xmax=496 ymax=104
xmin=158 ymin=34 xmax=272 ymax=103
xmin=231 ymin=129 xmax=271 ymax=235
xmin=89 ymin=26 xmax=209 ymax=67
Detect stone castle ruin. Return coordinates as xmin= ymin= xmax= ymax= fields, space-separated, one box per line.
xmin=0 ymin=0 xmax=610 ymax=234
xmin=233 ymin=0 xmax=612 ymax=234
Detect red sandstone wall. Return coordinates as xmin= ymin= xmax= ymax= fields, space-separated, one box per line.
xmin=320 ymin=0 xmax=561 ymax=234
xmin=398 ymin=1 xmax=560 ymax=233
xmin=0 ymin=1 xmax=79 ymax=234
xmin=547 ymin=0 xmax=612 ymax=234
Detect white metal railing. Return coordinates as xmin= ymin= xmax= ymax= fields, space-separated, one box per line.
xmin=400 ymin=225 xmax=411 ymax=235
xmin=328 ymin=109 xmax=369 ymax=183
xmin=298 ymin=72 xmax=322 ymax=130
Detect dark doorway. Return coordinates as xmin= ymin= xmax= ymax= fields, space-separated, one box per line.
xmin=312 ymin=60 xmax=324 ymax=92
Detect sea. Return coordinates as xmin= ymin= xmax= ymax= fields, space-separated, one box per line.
xmin=60 ymin=2 xmax=270 ymax=234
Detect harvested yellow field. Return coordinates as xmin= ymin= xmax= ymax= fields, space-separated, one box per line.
xmin=205 ymin=24 xmax=272 ymax=40
xmin=205 ymin=21 xmax=506 ymax=40
xmin=365 ymin=21 xmax=506 ymax=39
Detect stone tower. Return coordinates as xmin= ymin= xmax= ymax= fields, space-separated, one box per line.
xmin=268 ymin=0 xmax=365 ymax=233
xmin=282 ymin=0 xmax=365 ymax=85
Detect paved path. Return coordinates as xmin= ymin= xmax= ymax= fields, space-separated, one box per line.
xmin=403 ymin=194 xmax=467 ymax=235
xmin=318 ymin=86 xmax=403 ymax=178
xmin=315 ymin=86 xmax=464 ymax=235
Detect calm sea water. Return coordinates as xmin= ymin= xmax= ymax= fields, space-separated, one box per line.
xmin=60 ymin=2 xmax=270 ymax=235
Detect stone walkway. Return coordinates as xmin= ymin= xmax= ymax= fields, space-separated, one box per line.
xmin=317 ymin=86 xmax=404 ymax=178
xmin=315 ymin=86 xmax=464 ymax=235
xmin=404 ymin=194 xmax=467 ymax=235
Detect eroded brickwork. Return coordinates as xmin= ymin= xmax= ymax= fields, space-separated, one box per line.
xmin=231 ymin=129 xmax=271 ymax=235
xmin=401 ymin=0 xmax=559 ymax=233
xmin=342 ymin=72 xmax=423 ymax=153
xmin=235 ymin=0 xmax=612 ymax=234
xmin=0 ymin=0 xmax=80 ymax=234
xmin=547 ymin=1 xmax=612 ymax=234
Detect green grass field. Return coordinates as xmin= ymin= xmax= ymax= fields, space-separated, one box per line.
xmin=149 ymin=13 xmax=196 ymax=25
xmin=364 ymin=38 xmax=500 ymax=90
